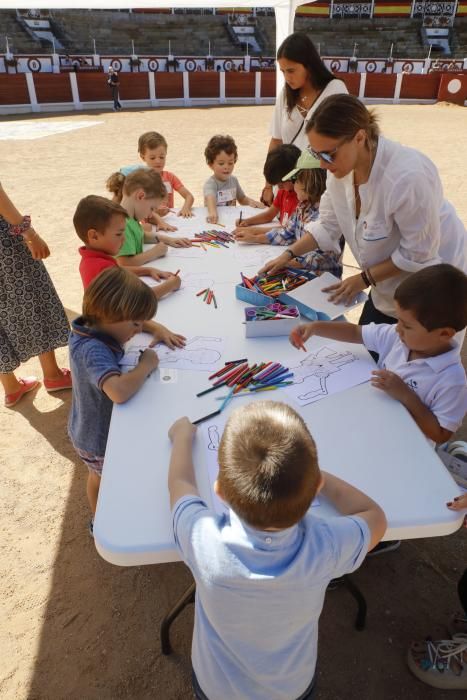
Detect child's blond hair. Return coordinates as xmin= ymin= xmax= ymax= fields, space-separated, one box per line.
xmin=138 ymin=131 xmax=168 ymax=154
xmin=73 ymin=195 xmax=127 ymax=243
xmin=218 ymin=401 xmax=321 ymax=529
xmin=82 ymin=267 xmax=157 ymax=326
xmin=296 ymin=168 xmax=327 ymax=206
xmin=105 ymin=168 xmax=166 ymax=204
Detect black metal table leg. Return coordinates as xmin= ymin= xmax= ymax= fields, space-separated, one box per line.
xmin=342 ymin=574 xmax=367 ymax=630
xmin=160 ymin=582 xmax=196 ymax=655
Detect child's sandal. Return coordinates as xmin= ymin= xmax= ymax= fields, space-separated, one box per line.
xmin=407 ymin=633 xmax=467 ymax=689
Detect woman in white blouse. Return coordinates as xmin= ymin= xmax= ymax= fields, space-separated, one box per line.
xmin=261 ymin=33 xmax=347 ymax=206
xmin=261 ymin=94 xmax=467 ymax=325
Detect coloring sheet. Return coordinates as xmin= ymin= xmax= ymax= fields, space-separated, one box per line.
xmin=180 ymin=271 xmax=215 ymax=291
xmin=155 ymin=335 xmax=225 ymax=371
xmin=234 ymin=246 xmax=277 ymax=269
xmin=166 ymin=246 xmax=206 ymax=259
xmin=200 ymin=414 xmax=319 ymax=517
xmin=285 ymin=343 xmax=374 ymax=406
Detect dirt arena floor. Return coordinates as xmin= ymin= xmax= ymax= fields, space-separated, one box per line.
xmin=1 ymin=102 xmax=466 ymax=700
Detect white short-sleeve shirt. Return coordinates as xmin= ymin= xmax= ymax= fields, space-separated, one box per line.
xmin=308 ymin=136 xmax=467 ymax=317
xmin=362 ymin=323 xmax=467 ymax=434
xmin=270 ymin=79 xmax=348 ymax=151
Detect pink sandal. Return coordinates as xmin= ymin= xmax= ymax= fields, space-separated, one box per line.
xmin=44 ymin=368 xmax=72 ymax=393
xmin=4 ymin=376 xmax=40 ymax=408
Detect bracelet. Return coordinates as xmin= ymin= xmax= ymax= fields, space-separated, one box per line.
xmin=10 ymin=215 xmax=32 ymax=236
xmin=366 ymin=267 xmax=377 ymax=286
xmin=285 ymin=249 xmax=295 ymax=260
xmin=360 ymin=270 xmax=371 ymax=287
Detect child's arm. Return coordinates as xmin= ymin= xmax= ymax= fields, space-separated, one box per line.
xmin=205 ymin=194 xmax=218 ymax=224
xmin=238 ymin=194 xmax=265 ymax=209
xmin=157 ymin=232 xmax=192 ymax=249
xmin=177 ymin=186 xmax=194 ymax=218
xmin=234 ymin=226 xmax=271 ymax=244
xmin=102 ymin=349 xmax=159 ymax=404
xmin=320 ymin=471 xmax=387 ymax=552
xmin=148 ymin=211 xmax=178 ymax=232
xmin=152 ymin=274 xmax=181 ymax=300
xmin=235 ymin=204 xmax=279 ymax=227
xmin=142 ymin=320 xmax=186 ymax=349
xmin=117 ymin=245 xmax=170 ymax=266
xmin=290 ymin=321 xmax=363 ymax=350
xmin=168 ymin=417 xmax=198 ymax=509
xmin=370 ymin=370 xmax=453 ymax=444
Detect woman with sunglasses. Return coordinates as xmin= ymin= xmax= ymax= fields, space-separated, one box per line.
xmin=260 ymin=94 xmax=467 ymax=326
xmin=261 ymin=32 xmax=347 ymax=206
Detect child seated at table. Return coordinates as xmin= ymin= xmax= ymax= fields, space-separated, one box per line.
xmin=73 ymin=194 xmax=185 ymax=347
xmin=119 ymin=130 xmax=195 ymax=229
xmin=235 ymin=152 xmax=343 ymax=278
xmin=104 ymin=169 xmax=182 ymax=300
xmin=69 ymin=267 xmax=159 ymax=532
xmin=290 ymin=264 xmax=467 ymax=445
xmin=203 ymin=134 xmax=263 ymax=224
xmin=234 ymin=144 xmax=300 ymax=231
xmin=168 ymin=402 xmax=386 ymax=700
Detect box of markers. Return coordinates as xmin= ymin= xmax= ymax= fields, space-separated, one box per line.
xmin=244 ymin=304 xmax=300 ymax=338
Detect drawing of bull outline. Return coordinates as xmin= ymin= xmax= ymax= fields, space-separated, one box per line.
xmin=293 ymin=346 xmax=356 ymax=400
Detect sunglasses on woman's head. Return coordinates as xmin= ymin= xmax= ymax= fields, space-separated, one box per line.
xmin=306 ymin=137 xmax=348 ymax=164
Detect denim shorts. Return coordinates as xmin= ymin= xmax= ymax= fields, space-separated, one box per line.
xmin=73 ymin=445 xmax=105 ymax=476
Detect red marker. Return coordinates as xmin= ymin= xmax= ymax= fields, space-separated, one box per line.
xmin=291 ymin=329 xmax=307 ymax=352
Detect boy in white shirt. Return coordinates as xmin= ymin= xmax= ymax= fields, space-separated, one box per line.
xmin=290 ymin=264 xmax=467 ymax=445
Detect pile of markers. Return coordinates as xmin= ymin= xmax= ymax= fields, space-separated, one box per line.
xmin=240 ymin=270 xmax=309 ymax=298
xmin=193 ymin=359 xmax=294 ymax=424
xmin=196 ymin=287 xmax=218 ymax=308
xmin=190 ymin=229 xmax=235 ymax=249
xmin=245 ymin=303 xmax=299 ymax=322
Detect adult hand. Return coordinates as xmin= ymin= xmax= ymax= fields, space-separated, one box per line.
xmin=260 ymin=186 xmax=274 ymax=207
xmin=447 ymin=494 xmax=467 ymax=528
xmin=258 ymin=251 xmax=290 ymax=276
xmin=23 ymin=230 xmax=50 ymax=260
xmin=370 ymin=370 xmax=411 ymax=402
xmin=168 ymin=417 xmax=197 ymax=443
xmin=323 ymin=273 xmax=366 ymax=306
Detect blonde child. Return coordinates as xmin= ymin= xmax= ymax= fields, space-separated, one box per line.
xmin=106 ymin=170 xmax=191 ymax=247
xmin=107 ymin=169 xmax=181 ymax=300
xmin=73 ymin=194 xmax=185 ymax=349
xmin=234 ymin=143 xmax=300 ymax=231
xmin=203 ymin=134 xmax=263 ymax=224
xmin=235 ymin=152 xmax=342 ymax=277
xmin=69 ymin=267 xmax=159 ymax=531
xmin=169 ymin=402 xmax=386 ymax=699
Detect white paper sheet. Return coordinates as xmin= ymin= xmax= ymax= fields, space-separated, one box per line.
xmin=234 ymin=246 xmax=277 ymax=269
xmin=155 ymin=335 xmax=225 ymax=371
xmin=285 ymin=343 xmax=374 ymax=406
xmin=284 ymin=272 xmax=367 ymax=319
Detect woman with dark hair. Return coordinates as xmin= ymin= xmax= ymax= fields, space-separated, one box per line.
xmin=261 ymin=32 xmax=347 ymax=205
xmin=260 ymin=94 xmax=467 ymax=326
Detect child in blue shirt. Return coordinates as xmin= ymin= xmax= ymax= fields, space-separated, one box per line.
xmin=69 ymin=267 xmax=159 ymax=529
xmin=168 ymin=401 xmax=386 ymax=700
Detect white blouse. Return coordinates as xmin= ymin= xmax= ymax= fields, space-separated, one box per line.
xmin=307 ymin=136 xmax=467 ymax=317
xmin=270 ymin=78 xmax=348 ymax=151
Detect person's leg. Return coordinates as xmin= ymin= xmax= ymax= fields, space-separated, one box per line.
xmin=1 ymin=371 xmax=40 ymax=407
xmin=0 ymin=372 xmax=22 ymax=395
xmin=38 ymin=350 xmax=72 ymax=391
xmin=87 ymin=471 xmax=101 ymax=514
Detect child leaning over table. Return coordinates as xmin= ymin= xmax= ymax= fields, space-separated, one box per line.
xmin=203 ymin=134 xmax=263 ymax=224
xmin=168 ymin=402 xmax=386 ymax=700
xmin=290 ymin=264 xmax=467 ymax=446
xmin=235 ymin=152 xmax=343 ymax=278
xmin=73 ymin=195 xmax=185 ymax=349
xmin=69 ymin=267 xmax=160 ymax=533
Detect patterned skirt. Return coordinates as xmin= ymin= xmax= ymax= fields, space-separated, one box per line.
xmin=0 ymin=216 xmax=70 ymax=373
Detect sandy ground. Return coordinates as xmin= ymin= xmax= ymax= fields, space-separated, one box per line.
xmin=1 ymin=102 xmax=467 ymax=700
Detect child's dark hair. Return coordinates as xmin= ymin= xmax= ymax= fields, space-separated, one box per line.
xmin=218 ymin=401 xmax=321 ymax=529
xmin=204 ymin=135 xmax=238 ymax=165
xmin=82 ymin=267 xmax=157 ymax=326
xmin=394 ymin=264 xmax=467 ymax=332
xmin=73 ymin=195 xmax=128 ymax=243
xmin=106 ymin=168 xmax=166 ymax=204
xmin=138 ymin=131 xmax=168 ymax=154
xmin=263 ymin=144 xmax=301 ymax=185
xmin=296 ymin=168 xmax=327 ymax=206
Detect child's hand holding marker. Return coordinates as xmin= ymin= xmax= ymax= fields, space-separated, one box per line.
xmin=158 ymin=234 xmax=192 ymax=249
xmin=138 ymin=348 xmax=159 ymax=374
xmin=148 ymin=268 xmax=178 ymax=282
xmin=289 ymin=324 xmax=311 ymax=352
